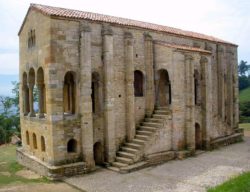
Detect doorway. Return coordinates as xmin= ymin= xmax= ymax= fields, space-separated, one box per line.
xmin=195 ymin=123 xmax=202 ymax=149
xmin=93 ymin=142 xmax=103 ymax=165
xmin=156 ymin=69 xmax=171 ymax=107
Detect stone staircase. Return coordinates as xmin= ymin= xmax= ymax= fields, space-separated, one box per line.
xmin=108 ymin=107 xmax=170 ymax=172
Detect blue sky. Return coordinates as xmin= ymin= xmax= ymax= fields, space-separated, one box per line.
xmin=0 ymin=0 xmax=249 ymax=94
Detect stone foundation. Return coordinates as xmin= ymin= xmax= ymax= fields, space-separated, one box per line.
xmin=16 ymin=148 xmax=88 ymax=180
xmin=210 ymin=133 xmax=243 ymax=149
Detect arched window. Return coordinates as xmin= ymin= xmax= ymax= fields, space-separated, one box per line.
xmin=63 ymin=72 xmax=76 ymax=114
xmin=26 ymin=131 xmax=30 ymax=145
xmin=194 ymin=70 xmax=200 ymax=105
xmin=41 ymin=136 xmax=46 ymax=152
xmin=156 ymin=69 xmax=171 ymax=107
xmin=134 ymin=70 xmax=144 ymax=97
xmin=32 ymin=133 xmax=37 ymax=149
xmin=23 ymin=72 xmax=30 ymax=115
xmin=28 ymin=68 xmax=36 ymax=117
xmin=37 ymin=67 xmax=46 ymax=118
xmin=67 ymin=139 xmax=77 ymax=153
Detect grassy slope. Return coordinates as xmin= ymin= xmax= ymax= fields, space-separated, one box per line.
xmin=0 ymin=145 xmax=48 ymax=186
xmin=208 ymin=171 xmax=250 ymax=192
xmin=239 ymin=87 xmax=250 ymax=103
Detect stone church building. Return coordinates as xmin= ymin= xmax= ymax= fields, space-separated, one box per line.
xmin=17 ymin=4 xmax=243 ymax=178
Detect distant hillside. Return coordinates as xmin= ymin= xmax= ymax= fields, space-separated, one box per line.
xmin=239 ymin=87 xmax=250 ymax=103
xmin=0 ymin=74 xmax=18 ymax=96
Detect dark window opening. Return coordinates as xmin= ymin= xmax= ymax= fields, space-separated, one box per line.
xmin=67 ymin=139 xmax=77 ymax=153
xmin=134 ymin=70 xmax=144 ymax=97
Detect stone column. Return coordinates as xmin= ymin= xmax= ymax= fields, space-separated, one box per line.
xmin=226 ymin=50 xmax=234 ymax=133
xmin=124 ymin=32 xmax=135 ymax=141
xmin=200 ymin=55 xmax=212 ymax=149
xmin=233 ymin=48 xmax=239 ymax=128
xmin=23 ymin=85 xmax=29 ymax=116
xmin=217 ymin=45 xmax=225 ymax=119
xmin=102 ymin=25 xmax=116 ymax=163
xmin=144 ymin=33 xmax=155 ymax=117
xmin=79 ymin=23 xmax=95 ymax=169
xmin=28 ymin=83 xmax=35 ymax=117
xmin=172 ymin=52 xmax=186 ymax=151
xmin=184 ymin=55 xmax=195 ymax=152
xmin=37 ymin=84 xmax=45 ymax=118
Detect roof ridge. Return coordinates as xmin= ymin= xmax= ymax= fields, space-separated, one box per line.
xmin=25 ymin=3 xmax=235 ymax=46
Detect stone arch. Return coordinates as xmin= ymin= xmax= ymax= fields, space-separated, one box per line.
xmin=195 ymin=123 xmax=202 ymax=150
xmin=37 ymin=67 xmax=46 ymax=118
xmin=28 ymin=68 xmax=36 ymax=116
xmin=41 ymin=136 xmax=46 ymax=152
xmin=155 ymin=69 xmax=171 ymax=107
xmin=67 ymin=139 xmax=77 ymax=153
xmin=63 ymin=71 xmax=76 ymax=114
xmin=22 ymin=72 xmax=30 ymax=115
xmin=134 ymin=70 xmax=144 ymax=97
xmin=26 ymin=131 xmax=30 ymax=145
xmin=92 ymin=72 xmax=101 ymax=114
xmin=32 ymin=133 xmax=37 ymax=149
xmin=93 ymin=142 xmax=103 ymax=165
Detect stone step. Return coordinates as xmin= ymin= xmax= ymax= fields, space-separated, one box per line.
xmin=142 ymin=122 xmax=162 ymax=128
xmin=135 ymin=134 xmax=149 ymax=140
xmin=117 ymin=151 xmax=136 ymax=159
xmin=156 ymin=106 xmax=169 ymax=110
xmin=154 ymin=110 xmax=169 ymax=115
xmin=152 ymin=114 xmax=168 ymax=119
xmin=145 ymin=118 xmax=164 ymax=123
xmin=136 ymin=130 xmax=153 ymax=136
xmin=107 ymin=166 xmax=120 ymax=172
xmin=125 ymin=142 xmax=143 ymax=150
xmin=116 ymin=156 xmax=133 ymax=164
xmin=139 ymin=126 xmax=157 ymax=132
xmin=112 ymin=161 xmax=128 ymax=168
xmin=132 ymin=138 xmax=146 ymax=145
xmin=121 ymin=147 xmax=139 ymax=154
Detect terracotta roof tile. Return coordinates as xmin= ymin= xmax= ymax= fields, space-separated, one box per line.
xmin=155 ymin=41 xmax=212 ymax=54
xmin=27 ymin=4 xmax=235 ymax=46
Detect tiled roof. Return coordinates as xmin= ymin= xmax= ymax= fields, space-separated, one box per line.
xmin=22 ymin=4 xmax=235 ymax=46
xmin=155 ymin=41 xmax=212 ymax=54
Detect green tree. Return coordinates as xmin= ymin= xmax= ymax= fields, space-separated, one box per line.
xmin=238 ymin=60 xmax=250 ymax=76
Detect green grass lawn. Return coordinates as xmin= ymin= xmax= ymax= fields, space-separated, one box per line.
xmin=239 ymin=123 xmax=250 ymax=131
xmin=208 ymin=171 xmax=250 ymax=192
xmin=239 ymin=87 xmax=250 ymax=103
xmin=0 ymin=145 xmax=49 ymax=187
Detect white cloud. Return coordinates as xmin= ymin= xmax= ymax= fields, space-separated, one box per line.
xmin=0 ymin=0 xmax=249 ymax=75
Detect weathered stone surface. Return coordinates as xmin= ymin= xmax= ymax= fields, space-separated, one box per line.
xmin=18 ymin=4 xmax=240 ymax=178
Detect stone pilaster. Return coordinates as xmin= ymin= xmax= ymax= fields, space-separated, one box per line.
xmin=172 ymin=52 xmax=185 ymax=151
xmin=233 ymin=48 xmax=239 ymax=128
xmin=144 ymin=33 xmax=155 ymax=117
xmin=226 ymin=50 xmax=234 ymax=133
xmin=124 ymin=32 xmax=135 ymax=141
xmin=184 ymin=55 xmax=195 ymax=152
xmin=200 ymin=55 xmax=212 ymax=149
xmin=28 ymin=83 xmax=35 ymax=117
xmin=102 ymin=25 xmax=116 ymax=163
xmin=79 ymin=22 xmax=95 ymax=169
xmin=217 ymin=45 xmax=225 ymax=119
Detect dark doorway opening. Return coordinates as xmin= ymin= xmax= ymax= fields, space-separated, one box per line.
xmin=195 ymin=123 xmax=202 ymax=150
xmin=94 ymin=142 xmax=103 ymax=165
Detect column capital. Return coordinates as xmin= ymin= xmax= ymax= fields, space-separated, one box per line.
xmin=200 ymin=55 xmax=208 ymax=64
xmin=124 ymin=32 xmax=133 ymax=39
xmin=184 ymin=54 xmax=194 ymax=61
xmin=144 ymin=32 xmax=152 ymax=41
xmin=80 ymin=21 xmax=91 ymax=32
xmin=217 ymin=45 xmax=224 ymax=53
xmin=102 ymin=25 xmax=113 ymax=36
